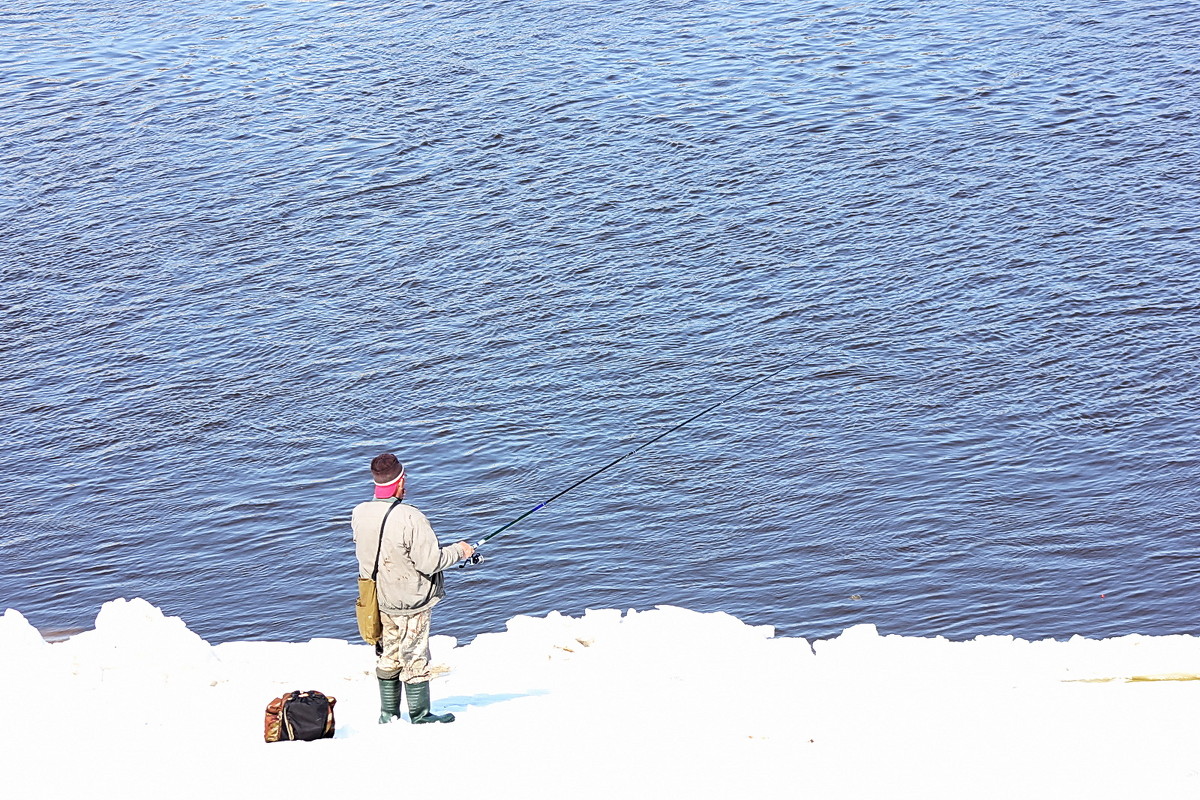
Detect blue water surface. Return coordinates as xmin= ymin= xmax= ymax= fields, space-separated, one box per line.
xmin=1 ymin=0 xmax=1198 ymax=644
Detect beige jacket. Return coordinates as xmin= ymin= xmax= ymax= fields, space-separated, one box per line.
xmin=352 ymin=498 xmax=468 ymax=617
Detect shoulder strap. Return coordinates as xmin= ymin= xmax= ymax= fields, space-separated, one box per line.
xmin=371 ymin=500 xmax=402 ymax=581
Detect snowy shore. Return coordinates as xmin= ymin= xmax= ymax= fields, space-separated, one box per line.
xmin=2 ymin=598 xmax=1198 ymax=799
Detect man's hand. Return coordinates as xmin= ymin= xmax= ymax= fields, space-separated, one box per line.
xmin=458 ymin=541 xmax=475 ymax=560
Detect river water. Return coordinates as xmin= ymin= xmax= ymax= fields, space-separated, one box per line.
xmin=2 ymin=0 xmax=1198 ymax=645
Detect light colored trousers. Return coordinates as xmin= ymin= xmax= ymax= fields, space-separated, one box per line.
xmin=376 ymin=609 xmax=432 ymax=683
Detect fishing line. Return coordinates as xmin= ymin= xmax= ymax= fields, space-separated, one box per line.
xmin=461 ymin=341 xmax=835 ymax=567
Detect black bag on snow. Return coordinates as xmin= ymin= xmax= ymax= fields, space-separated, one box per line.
xmin=264 ymin=690 xmax=337 ymax=742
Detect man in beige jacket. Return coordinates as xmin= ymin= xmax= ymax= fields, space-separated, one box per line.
xmin=352 ymin=453 xmax=474 ymax=724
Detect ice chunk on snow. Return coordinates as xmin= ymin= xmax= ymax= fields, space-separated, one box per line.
xmin=0 ymin=608 xmax=47 ymax=654
xmin=0 ymin=609 xmax=52 ymax=690
xmin=56 ymin=597 xmax=217 ymax=686
xmin=812 ymin=623 xmax=880 ymax=660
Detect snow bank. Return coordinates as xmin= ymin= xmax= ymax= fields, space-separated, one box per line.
xmin=2 ymin=599 xmax=1198 ymax=799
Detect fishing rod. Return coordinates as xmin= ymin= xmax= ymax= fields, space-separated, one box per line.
xmin=460 ymin=342 xmax=834 ymax=567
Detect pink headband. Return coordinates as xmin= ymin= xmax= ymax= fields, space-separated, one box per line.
xmin=372 ymin=466 xmax=405 ymax=498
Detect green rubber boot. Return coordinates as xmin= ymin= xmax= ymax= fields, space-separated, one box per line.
xmin=378 ymin=677 xmax=401 ymax=723
xmin=405 ymin=680 xmax=455 ymax=724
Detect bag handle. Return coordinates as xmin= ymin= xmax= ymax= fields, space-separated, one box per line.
xmin=371 ymin=500 xmax=402 ymax=581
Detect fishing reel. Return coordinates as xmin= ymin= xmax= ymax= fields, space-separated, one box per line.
xmin=459 ymin=549 xmax=485 ymax=569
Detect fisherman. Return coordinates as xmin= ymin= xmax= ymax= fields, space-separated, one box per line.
xmin=351 ymin=453 xmax=474 ymax=724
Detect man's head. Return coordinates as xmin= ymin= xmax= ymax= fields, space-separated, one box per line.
xmin=371 ymin=453 xmax=406 ymax=499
